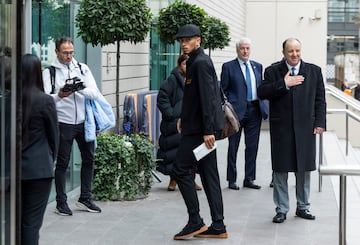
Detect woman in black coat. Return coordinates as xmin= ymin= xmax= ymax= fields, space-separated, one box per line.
xmin=21 ymin=54 xmax=59 ymax=245
xmin=157 ymin=54 xmax=201 ymax=191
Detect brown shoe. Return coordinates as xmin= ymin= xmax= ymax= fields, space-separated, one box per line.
xmin=168 ymin=179 xmax=176 ymax=191
xmin=195 ymin=183 xmax=202 ymax=191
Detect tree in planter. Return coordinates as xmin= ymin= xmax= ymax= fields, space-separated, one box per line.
xmin=75 ymin=0 xmax=152 ymax=131
xmin=157 ymin=0 xmax=205 ymax=45
xmin=201 ymin=16 xmax=231 ymax=57
xmin=157 ymin=0 xmax=230 ymax=56
xmin=93 ymin=133 xmax=156 ymax=201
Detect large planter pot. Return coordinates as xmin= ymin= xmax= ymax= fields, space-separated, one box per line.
xmin=93 ymin=133 xmax=156 ymax=201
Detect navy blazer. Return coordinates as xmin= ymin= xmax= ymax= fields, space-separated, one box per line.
xmin=220 ymin=59 xmax=268 ymax=121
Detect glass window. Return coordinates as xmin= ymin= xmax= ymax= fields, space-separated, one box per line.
xmin=1 ymin=1 xmax=20 ymax=244
xmin=150 ymin=25 xmax=180 ymax=90
xmin=31 ymin=0 xmax=83 ymax=202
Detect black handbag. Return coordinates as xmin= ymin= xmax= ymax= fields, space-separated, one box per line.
xmin=217 ymin=87 xmax=240 ymax=140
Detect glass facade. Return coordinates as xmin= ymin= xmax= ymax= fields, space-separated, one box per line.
xmin=150 ymin=25 xmax=180 ymax=90
xmin=327 ymin=0 xmax=359 ymax=86
xmin=30 ymin=0 xmax=100 ymax=203
xmin=328 ymin=0 xmax=359 ymax=22
xmin=1 ymin=1 xmax=22 ymax=244
xmin=1 ymin=1 xmax=102 ymax=241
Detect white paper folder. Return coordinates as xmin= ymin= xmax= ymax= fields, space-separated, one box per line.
xmin=192 ymin=142 xmax=217 ymax=161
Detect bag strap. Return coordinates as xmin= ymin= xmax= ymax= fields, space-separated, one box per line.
xmin=77 ymin=61 xmax=84 ymax=75
xmin=219 ymin=82 xmax=228 ymax=103
xmin=48 ymin=66 xmax=56 ymax=94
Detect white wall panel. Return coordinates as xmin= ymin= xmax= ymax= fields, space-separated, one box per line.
xmin=247 ymin=0 xmax=327 ymax=75
xmin=188 ymin=0 xmax=246 ymax=77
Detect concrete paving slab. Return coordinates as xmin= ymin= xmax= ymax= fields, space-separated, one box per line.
xmin=40 ymin=130 xmax=345 ymax=245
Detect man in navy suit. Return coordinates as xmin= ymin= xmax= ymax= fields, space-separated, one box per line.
xmin=221 ymin=37 xmax=268 ymax=190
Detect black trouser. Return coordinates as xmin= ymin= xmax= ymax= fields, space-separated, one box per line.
xmin=55 ymin=123 xmax=94 ymax=203
xmin=172 ymin=134 xmax=224 ymax=224
xmin=21 ymin=178 xmax=52 ymax=245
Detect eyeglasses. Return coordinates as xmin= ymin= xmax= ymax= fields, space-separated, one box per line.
xmin=60 ymin=51 xmax=74 ymax=56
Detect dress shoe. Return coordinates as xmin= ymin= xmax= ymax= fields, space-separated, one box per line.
xmin=228 ymin=183 xmax=240 ymax=190
xmin=243 ymin=180 xmax=261 ymax=189
xmin=272 ymin=213 xmax=286 ymax=223
xmin=296 ymin=209 xmax=315 ymax=220
xmin=269 ymin=179 xmax=274 ymax=188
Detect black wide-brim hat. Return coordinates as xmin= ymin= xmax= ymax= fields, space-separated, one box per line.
xmin=175 ymin=24 xmax=201 ymax=39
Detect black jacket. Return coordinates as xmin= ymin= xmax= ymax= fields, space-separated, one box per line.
xmin=22 ymin=92 xmax=59 ymax=180
xmin=156 ymin=67 xmax=184 ymax=174
xmin=181 ymin=47 xmax=224 ymax=136
xmin=257 ymin=59 xmax=326 ymax=172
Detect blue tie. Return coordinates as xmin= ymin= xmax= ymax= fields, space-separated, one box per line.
xmin=291 ymin=67 xmax=296 ymax=76
xmin=245 ymin=62 xmax=252 ymax=101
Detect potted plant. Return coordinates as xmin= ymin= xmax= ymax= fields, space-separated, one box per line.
xmin=93 ymin=133 xmax=156 ymax=201
xmin=157 ymin=0 xmax=230 ymax=56
xmin=76 ymin=0 xmax=152 ymax=131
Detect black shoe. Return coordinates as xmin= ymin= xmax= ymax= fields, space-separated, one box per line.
xmin=194 ymin=225 xmax=228 ymax=239
xmin=174 ymin=220 xmax=207 ymax=240
xmin=272 ymin=213 xmax=286 ymax=223
xmin=243 ymin=180 xmax=261 ymax=189
xmin=55 ymin=202 xmax=72 ymax=216
xmin=296 ymin=209 xmax=315 ymax=220
xmin=228 ymin=183 xmax=240 ymax=190
xmin=269 ymin=180 xmax=274 ymax=188
xmin=76 ymin=198 xmax=101 ymax=213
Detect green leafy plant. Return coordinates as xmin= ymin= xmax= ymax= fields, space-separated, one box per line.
xmin=75 ymin=0 xmax=152 ymax=131
xmin=93 ymin=133 xmax=156 ymax=201
xmin=201 ymin=16 xmax=231 ymax=56
xmin=157 ymin=0 xmax=230 ymax=56
xmin=157 ymin=0 xmax=206 ymax=45
xmin=76 ymin=0 xmax=152 ymax=46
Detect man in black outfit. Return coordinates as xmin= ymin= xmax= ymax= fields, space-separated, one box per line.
xmin=172 ymin=24 xmax=227 ymax=240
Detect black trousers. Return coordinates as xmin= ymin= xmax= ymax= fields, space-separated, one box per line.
xmin=172 ymin=134 xmax=224 ymax=224
xmin=55 ymin=123 xmax=94 ymax=203
xmin=21 ymin=178 xmax=52 ymax=245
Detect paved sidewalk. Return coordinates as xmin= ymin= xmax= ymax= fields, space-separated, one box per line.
xmin=40 ymin=130 xmax=350 ymax=245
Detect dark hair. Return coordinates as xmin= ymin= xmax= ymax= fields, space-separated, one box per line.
xmin=55 ymin=36 xmax=73 ymax=50
xmin=177 ymin=54 xmax=188 ymax=67
xmin=21 ymin=54 xmax=44 ymax=145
